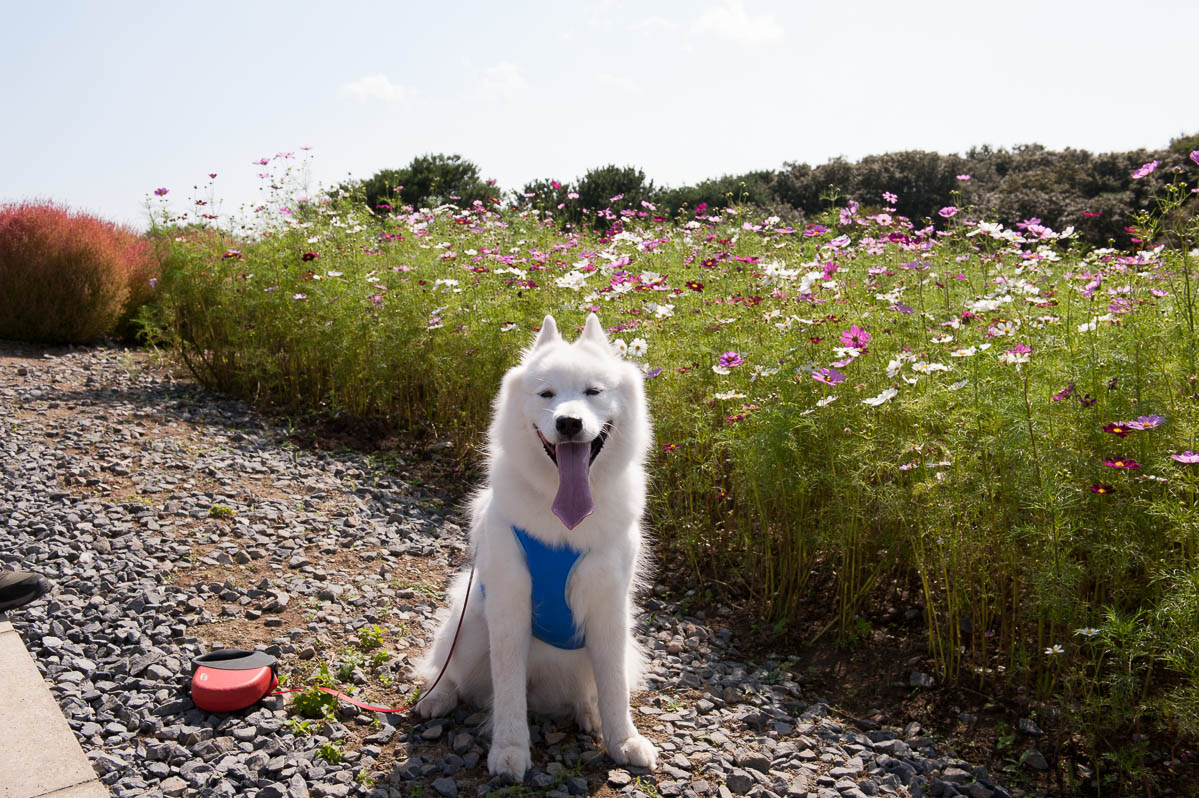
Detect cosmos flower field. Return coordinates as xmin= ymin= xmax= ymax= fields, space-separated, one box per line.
xmin=149 ymin=154 xmax=1199 ymax=757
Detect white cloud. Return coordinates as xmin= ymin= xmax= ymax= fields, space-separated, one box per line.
xmin=583 ymin=0 xmax=623 ymax=32
xmin=478 ymin=62 xmax=529 ymax=101
xmin=340 ymin=74 xmax=408 ymax=103
xmin=630 ymin=15 xmax=679 ymax=36
xmin=692 ymin=0 xmax=783 ymax=43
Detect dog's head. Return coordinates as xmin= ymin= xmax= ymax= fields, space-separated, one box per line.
xmin=493 ymin=313 xmax=649 ymax=529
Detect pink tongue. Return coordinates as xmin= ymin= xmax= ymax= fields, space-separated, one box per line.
xmin=551 ymin=441 xmax=593 ymax=529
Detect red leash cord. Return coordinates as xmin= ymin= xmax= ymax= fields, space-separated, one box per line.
xmin=271 ymin=565 xmax=474 ymax=714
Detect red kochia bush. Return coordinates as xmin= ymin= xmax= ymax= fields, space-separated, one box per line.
xmin=0 ymin=201 xmax=158 ymax=343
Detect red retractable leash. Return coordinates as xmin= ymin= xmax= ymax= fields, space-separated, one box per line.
xmin=190 ymin=567 xmax=474 ymax=715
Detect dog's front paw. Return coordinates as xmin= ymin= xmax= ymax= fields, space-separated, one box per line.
xmin=488 ymin=742 xmax=532 ymax=781
xmin=413 ymin=687 xmax=457 ymax=719
xmin=611 ymin=734 xmax=656 ymax=770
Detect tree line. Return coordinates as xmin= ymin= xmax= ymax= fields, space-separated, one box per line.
xmin=353 ymin=136 xmax=1199 ymax=245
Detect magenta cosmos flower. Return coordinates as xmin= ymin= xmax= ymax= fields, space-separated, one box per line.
xmin=839 ymin=325 xmax=871 ymax=348
xmin=719 ymin=351 xmax=745 ymax=368
xmin=812 ymin=367 xmax=845 ymax=386
xmin=1172 ymin=451 xmax=1199 ymax=464
xmin=1102 ymin=457 xmax=1140 ymax=470
xmin=1131 ymin=160 xmax=1158 ymax=179
xmin=153 ymin=187 xmax=169 ymax=196
xmin=1089 ymin=483 xmax=1115 ymax=495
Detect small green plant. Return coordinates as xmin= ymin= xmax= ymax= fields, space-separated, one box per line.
xmin=357 ymin=624 xmax=386 ymax=651
xmin=315 ymin=740 xmax=343 ymax=763
xmin=401 ymin=581 xmax=445 ymax=602
xmin=291 ymin=684 xmax=337 ymax=720
xmin=208 ymin=504 xmax=235 ymax=519
xmin=284 ymin=717 xmax=313 ymax=737
xmin=355 ymin=769 xmax=375 ymax=787
xmin=337 ymin=649 xmax=365 ymax=683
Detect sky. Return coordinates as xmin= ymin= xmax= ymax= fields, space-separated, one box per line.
xmin=2 ymin=0 xmax=1197 ymax=229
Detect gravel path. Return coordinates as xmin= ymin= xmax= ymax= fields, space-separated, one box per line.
xmin=0 ymin=343 xmax=1015 ymax=798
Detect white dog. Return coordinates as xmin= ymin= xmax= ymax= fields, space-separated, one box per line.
xmin=416 ymin=313 xmax=656 ymax=780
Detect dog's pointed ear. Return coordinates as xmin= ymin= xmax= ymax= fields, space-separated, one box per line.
xmin=531 ymin=315 xmax=560 ymax=351
xmin=580 ymin=313 xmax=608 ymax=347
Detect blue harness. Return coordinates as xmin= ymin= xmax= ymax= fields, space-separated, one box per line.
xmin=510 ymin=526 xmax=586 ymax=650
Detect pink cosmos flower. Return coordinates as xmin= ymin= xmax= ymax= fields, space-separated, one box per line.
xmin=1191 ymin=151 xmax=1199 ymax=167
xmin=1052 ymin=383 xmax=1076 ymax=402
xmin=719 ymin=351 xmax=745 ymax=368
xmin=938 ymin=206 xmax=958 ymax=219
xmin=956 ymin=174 xmax=971 ymax=181
xmin=1172 ymin=451 xmax=1199 ymax=464
xmin=1131 ymin=160 xmax=1158 ymax=179
xmin=1126 ymin=415 xmax=1164 ymax=430
xmin=253 ymin=157 xmax=270 ymax=166
xmin=839 ymin=325 xmax=871 ymax=348
xmin=882 ymin=191 xmax=898 ymax=204
xmin=812 ymin=368 xmax=845 ymax=386
xmin=153 ymin=187 xmax=169 ymax=196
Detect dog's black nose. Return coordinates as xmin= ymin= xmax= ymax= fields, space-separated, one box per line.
xmin=555 ymin=416 xmax=583 ymax=438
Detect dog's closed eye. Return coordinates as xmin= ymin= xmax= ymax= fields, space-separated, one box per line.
xmin=538 ymin=390 xmax=555 ymax=398
xmin=584 ymin=387 xmax=602 ymax=396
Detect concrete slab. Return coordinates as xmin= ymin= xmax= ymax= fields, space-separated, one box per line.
xmin=0 ymin=619 xmax=109 ymax=798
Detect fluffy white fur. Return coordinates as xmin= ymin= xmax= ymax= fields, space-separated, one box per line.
xmin=416 ymin=313 xmax=656 ymax=780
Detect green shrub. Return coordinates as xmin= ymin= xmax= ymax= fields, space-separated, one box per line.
xmin=0 ymin=201 xmax=158 ymax=344
xmin=360 ymin=153 xmax=496 ymax=214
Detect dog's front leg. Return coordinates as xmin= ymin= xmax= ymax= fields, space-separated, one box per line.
xmin=484 ymin=570 xmax=533 ymax=781
xmin=585 ymin=594 xmax=657 ymax=769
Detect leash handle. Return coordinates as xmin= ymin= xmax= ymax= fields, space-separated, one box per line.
xmin=271 ymin=565 xmax=474 ymax=715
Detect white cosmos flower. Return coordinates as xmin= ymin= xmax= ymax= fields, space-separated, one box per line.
xmin=713 ymin=391 xmax=747 ymax=400
xmin=556 ymin=271 xmax=589 ymax=290
xmin=612 ymin=339 xmax=628 ymax=358
xmin=628 ymin=337 xmax=648 ymax=358
xmin=649 ymin=303 xmax=675 ymax=319
xmin=863 ymin=387 xmax=899 ymax=406
xmin=912 ymin=362 xmax=950 ymax=374
xmin=947 ymin=380 xmax=969 ymax=391
xmin=969 ymin=296 xmax=1012 ymax=314
xmin=712 ymin=365 xmax=730 ymax=375
xmin=816 ymin=395 xmax=839 ymax=407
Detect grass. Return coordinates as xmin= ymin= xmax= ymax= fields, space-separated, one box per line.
xmin=145 ymin=154 xmax=1199 ymax=787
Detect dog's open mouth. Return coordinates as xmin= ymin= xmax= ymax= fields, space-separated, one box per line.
xmin=536 ymin=423 xmax=611 ymax=467
xmin=535 ymin=423 xmax=611 ymax=530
